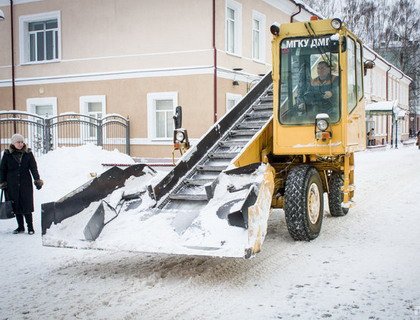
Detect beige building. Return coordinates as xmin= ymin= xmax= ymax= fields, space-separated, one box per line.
xmin=364 ymin=47 xmax=412 ymax=146
xmin=0 ymin=0 xmax=412 ymax=157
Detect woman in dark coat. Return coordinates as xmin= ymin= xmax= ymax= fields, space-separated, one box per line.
xmin=0 ymin=134 xmax=43 ymax=234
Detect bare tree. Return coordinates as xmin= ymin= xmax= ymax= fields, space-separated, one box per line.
xmin=304 ymin=0 xmax=340 ymax=19
xmin=381 ymin=0 xmax=420 ymax=112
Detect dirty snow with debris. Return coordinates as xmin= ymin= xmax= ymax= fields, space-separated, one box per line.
xmin=0 ymin=144 xmax=419 ymax=319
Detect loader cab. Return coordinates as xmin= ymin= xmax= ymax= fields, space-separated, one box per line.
xmin=279 ymin=36 xmax=341 ymax=125
xmin=271 ymin=19 xmax=368 ymax=156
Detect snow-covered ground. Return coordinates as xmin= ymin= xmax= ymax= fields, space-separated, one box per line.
xmin=0 ymin=144 xmax=419 ymax=319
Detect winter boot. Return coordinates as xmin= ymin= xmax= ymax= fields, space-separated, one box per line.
xmin=25 ymin=214 xmax=34 ymax=235
xmin=14 ymin=215 xmax=25 ymax=234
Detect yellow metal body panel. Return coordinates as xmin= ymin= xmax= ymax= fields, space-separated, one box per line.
xmin=232 ymin=118 xmax=273 ymax=167
xmin=271 ymin=19 xmax=366 ymax=156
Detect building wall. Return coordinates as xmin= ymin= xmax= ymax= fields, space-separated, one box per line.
xmin=1 ymin=0 xmax=292 ymax=158
xmin=364 ymin=48 xmax=411 ymax=144
xmin=0 ymin=0 xmax=413 ymax=157
xmin=0 ymin=72 xmax=217 ymax=157
xmin=0 ymin=0 xmax=214 ymax=80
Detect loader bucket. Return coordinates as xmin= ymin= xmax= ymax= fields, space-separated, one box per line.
xmin=83 ymin=192 xmax=144 ymax=241
xmin=42 ymin=163 xmax=275 ymax=259
xmin=83 ymin=202 xmax=105 ymax=241
xmin=41 ymin=164 xmax=155 ymax=235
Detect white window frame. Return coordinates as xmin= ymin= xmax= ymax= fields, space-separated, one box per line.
xmin=19 ymin=11 xmax=61 ymax=65
xmin=225 ymin=0 xmax=242 ymax=56
xmin=26 ymin=97 xmax=57 ymax=116
xmin=26 ymin=97 xmax=58 ymax=149
xmin=80 ymin=95 xmax=107 ymax=140
xmin=252 ymin=11 xmax=266 ymax=62
xmin=226 ymin=93 xmax=242 ymax=112
xmin=147 ymin=92 xmax=178 ymax=141
xmin=80 ymin=95 xmax=106 ymax=117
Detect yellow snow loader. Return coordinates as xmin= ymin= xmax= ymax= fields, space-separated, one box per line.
xmin=42 ymin=18 xmax=373 ymax=258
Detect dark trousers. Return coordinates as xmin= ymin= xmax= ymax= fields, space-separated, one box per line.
xmin=15 ymin=213 xmax=33 ymax=231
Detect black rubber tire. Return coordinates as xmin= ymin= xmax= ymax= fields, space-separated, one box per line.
xmin=284 ymin=165 xmax=324 ymax=241
xmin=328 ymin=172 xmax=349 ymax=217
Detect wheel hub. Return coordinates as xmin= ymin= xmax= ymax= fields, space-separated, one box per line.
xmin=307 ymin=182 xmax=320 ymax=224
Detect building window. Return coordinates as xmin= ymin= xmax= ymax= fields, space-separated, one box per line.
xmin=27 ymin=97 xmax=57 ymax=119
xmin=19 ymin=11 xmax=61 ymax=64
xmin=80 ymin=95 xmax=106 ymax=139
xmin=226 ymin=0 xmax=242 ymax=55
xmin=226 ymin=93 xmax=242 ymax=111
xmin=252 ymin=11 xmax=266 ymax=62
xmin=87 ymin=102 xmax=103 ymax=138
xmin=147 ymin=92 xmax=178 ymax=140
xmin=26 ymin=97 xmax=57 ymax=150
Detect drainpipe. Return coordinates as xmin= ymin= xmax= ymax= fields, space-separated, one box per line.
xmin=386 ymin=63 xmax=394 ymax=101
xmin=10 ymin=0 xmax=16 ymax=111
xmin=290 ymin=4 xmax=302 ymax=22
xmin=212 ymin=0 xmax=217 ymax=123
xmin=394 ymin=72 xmax=405 ymax=148
xmin=386 ymin=64 xmax=393 ymax=147
xmin=366 ymin=53 xmax=378 ymax=142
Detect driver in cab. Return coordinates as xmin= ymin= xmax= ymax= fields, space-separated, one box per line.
xmin=311 ymin=61 xmax=337 ymax=100
xmin=296 ymin=60 xmax=339 ymax=119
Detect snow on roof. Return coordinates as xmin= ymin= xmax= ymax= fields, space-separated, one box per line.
xmin=396 ymin=109 xmax=407 ymax=118
xmin=366 ymin=100 xmax=407 ymax=118
xmin=291 ymin=0 xmax=324 ymax=18
xmin=363 ymin=46 xmax=413 ymax=82
xmin=366 ymin=101 xmax=396 ymax=112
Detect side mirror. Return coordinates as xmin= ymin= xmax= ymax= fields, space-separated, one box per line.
xmin=364 ymin=60 xmax=375 ymax=75
xmin=329 ymin=34 xmax=340 ymax=53
xmin=270 ymin=22 xmax=280 ymax=36
xmin=173 ymin=106 xmax=182 ymax=129
xmin=340 ymin=36 xmax=347 ymax=52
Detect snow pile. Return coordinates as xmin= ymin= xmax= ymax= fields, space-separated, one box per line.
xmin=36 ymin=144 xmax=135 ymax=205
xmin=43 ymin=158 xmax=272 ymax=258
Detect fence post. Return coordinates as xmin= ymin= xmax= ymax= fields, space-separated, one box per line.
xmin=97 ymin=118 xmax=103 ymax=147
xmin=126 ymin=117 xmax=130 ymax=155
xmin=44 ymin=118 xmax=52 ymax=153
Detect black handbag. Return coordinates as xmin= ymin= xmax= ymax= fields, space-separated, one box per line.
xmin=0 ymin=190 xmax=14 ymax=219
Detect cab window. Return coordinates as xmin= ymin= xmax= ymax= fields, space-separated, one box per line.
xmin=279 ymin=35 xmax=340 ymax=125
xmin=347 ymin=37 xmax=357 ymax=112
xmin=356 ymin=41 xmax=363 ymax=101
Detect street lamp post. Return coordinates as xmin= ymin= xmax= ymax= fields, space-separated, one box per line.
xmin=0 ymin=2 xmax=15 ymax=111
xmin=10 ymin=0 xmax=15 ymax=111
xmin=1 ymin=3 xmax=17 ymax=135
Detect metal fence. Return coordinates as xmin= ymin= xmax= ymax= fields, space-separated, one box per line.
xmin=0 ymin=111 xmax=130 ymax=156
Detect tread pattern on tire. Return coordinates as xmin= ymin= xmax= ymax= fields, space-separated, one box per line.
xmin=284 ymin=165 xmax=323 ymax=241
xmin=328 ymin=172 xmax=349 ymax=217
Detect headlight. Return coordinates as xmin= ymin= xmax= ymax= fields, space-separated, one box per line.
xmin=317 ymin=119 xmax=329 ymax=131
xmin=331 ymin=18 xmax=342 ymax=30
xmin=176 ymin=131 xmax=185 ymax=142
